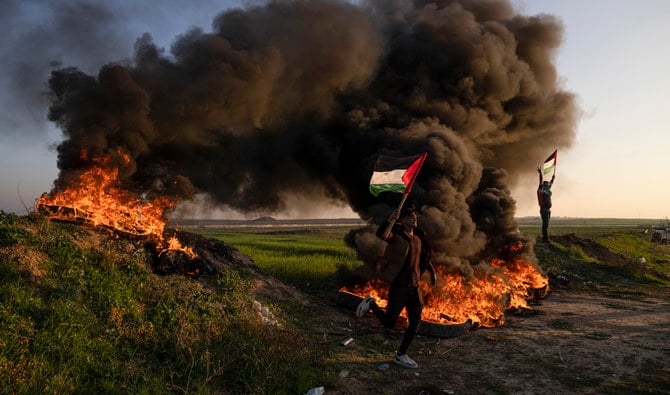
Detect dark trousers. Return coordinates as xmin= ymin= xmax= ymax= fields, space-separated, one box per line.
xmin=540 ymin=207 xmax=551 ymax=241
xmin=371 ymin=284 xmax=423 ymax=355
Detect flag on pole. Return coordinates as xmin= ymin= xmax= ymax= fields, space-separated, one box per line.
xmin=369 ymin=152 xmax=427 ymax=197
xmin=542 ymin=150 xmax=557 ymax=178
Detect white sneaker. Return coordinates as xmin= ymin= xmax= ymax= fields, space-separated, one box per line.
xmin=355 ymin=294 xmax=375 ymax=317
xmin=394 ymin=353 xmax=418 ymax=369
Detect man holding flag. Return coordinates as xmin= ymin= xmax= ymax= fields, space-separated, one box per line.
xmin=356 ymin=152 xmax=436 ymax=369
xmin=537 ymin=150 xmax=557 ymax=242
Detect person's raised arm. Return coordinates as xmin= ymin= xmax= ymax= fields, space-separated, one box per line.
xmin=377 ymin=209 xmax=400 ymax=241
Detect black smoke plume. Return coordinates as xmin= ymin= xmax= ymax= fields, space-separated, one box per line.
xmin=45 ymin=0 xmax=577 ymax=274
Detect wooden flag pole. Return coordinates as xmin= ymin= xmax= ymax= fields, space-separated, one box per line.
xmin=382 ymin=192 xmax=409 ymax=239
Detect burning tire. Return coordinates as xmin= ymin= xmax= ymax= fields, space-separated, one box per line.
xmin=335 ymin=291 xmax=473 ymax=338
xmin=418 ymin=319 xmax=473 ymax=337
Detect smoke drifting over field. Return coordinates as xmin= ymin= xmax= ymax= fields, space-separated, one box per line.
xmin=45 ymin=0 xmax=577 ymax=270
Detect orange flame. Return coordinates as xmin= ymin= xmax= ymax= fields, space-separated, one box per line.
xmin=36 ymin=149 xmax=195 ymax=256
xmin=160 ymin=235 xmax=197 ymax=259
xmin=342 ymin=242 xmax=548 ymax=328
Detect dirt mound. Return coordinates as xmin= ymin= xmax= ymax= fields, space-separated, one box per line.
xmin=161 ymin=229 xmax=320 ymax=306
xmin=551 ymin=233 xmax=670 ymax=282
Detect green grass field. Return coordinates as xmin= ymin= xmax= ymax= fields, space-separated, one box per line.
xmin=191 ymin=228 xmax=359 ymax=298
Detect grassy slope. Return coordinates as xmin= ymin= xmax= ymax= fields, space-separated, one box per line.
xmin=0 ymin=212 xmax=335 ymax=394
xmin=532 ymin=228 xmax=670 ymax=296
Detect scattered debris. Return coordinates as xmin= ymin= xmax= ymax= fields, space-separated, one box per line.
xmin=304 ymin=387 xmax=325 ymax=395
xmin=651 ymin=223 xmax=669 ymax=244
xmin=548 ymin=271 xmax=570 ymax=289
xmin=253 ymin=300 xmax=281 ymax=327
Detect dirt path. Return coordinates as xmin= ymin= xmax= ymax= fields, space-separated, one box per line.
xmin=326 ymin=289 xmax=670 ymax=394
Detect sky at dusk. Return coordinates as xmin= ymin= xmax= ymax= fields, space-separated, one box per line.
xmin=1 ymin=0 xmax=668 ymax=220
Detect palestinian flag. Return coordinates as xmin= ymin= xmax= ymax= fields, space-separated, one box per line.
xmin=542 ymin=150 xmax=557 ymax=177
xmin=369 ymin=152 xmax=427 ymax=197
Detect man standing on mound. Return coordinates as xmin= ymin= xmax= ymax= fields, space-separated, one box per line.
xmin=356 ymin=208 xmax=436 ymax=369
xmin=537 ymin=166 xmax=555 ymax=242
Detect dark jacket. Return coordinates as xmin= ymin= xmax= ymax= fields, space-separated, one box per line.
xmin=376 ymin=221 xmax=436 ymax=285
xmin=537 ymin=173 xmax=554 ymax=208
